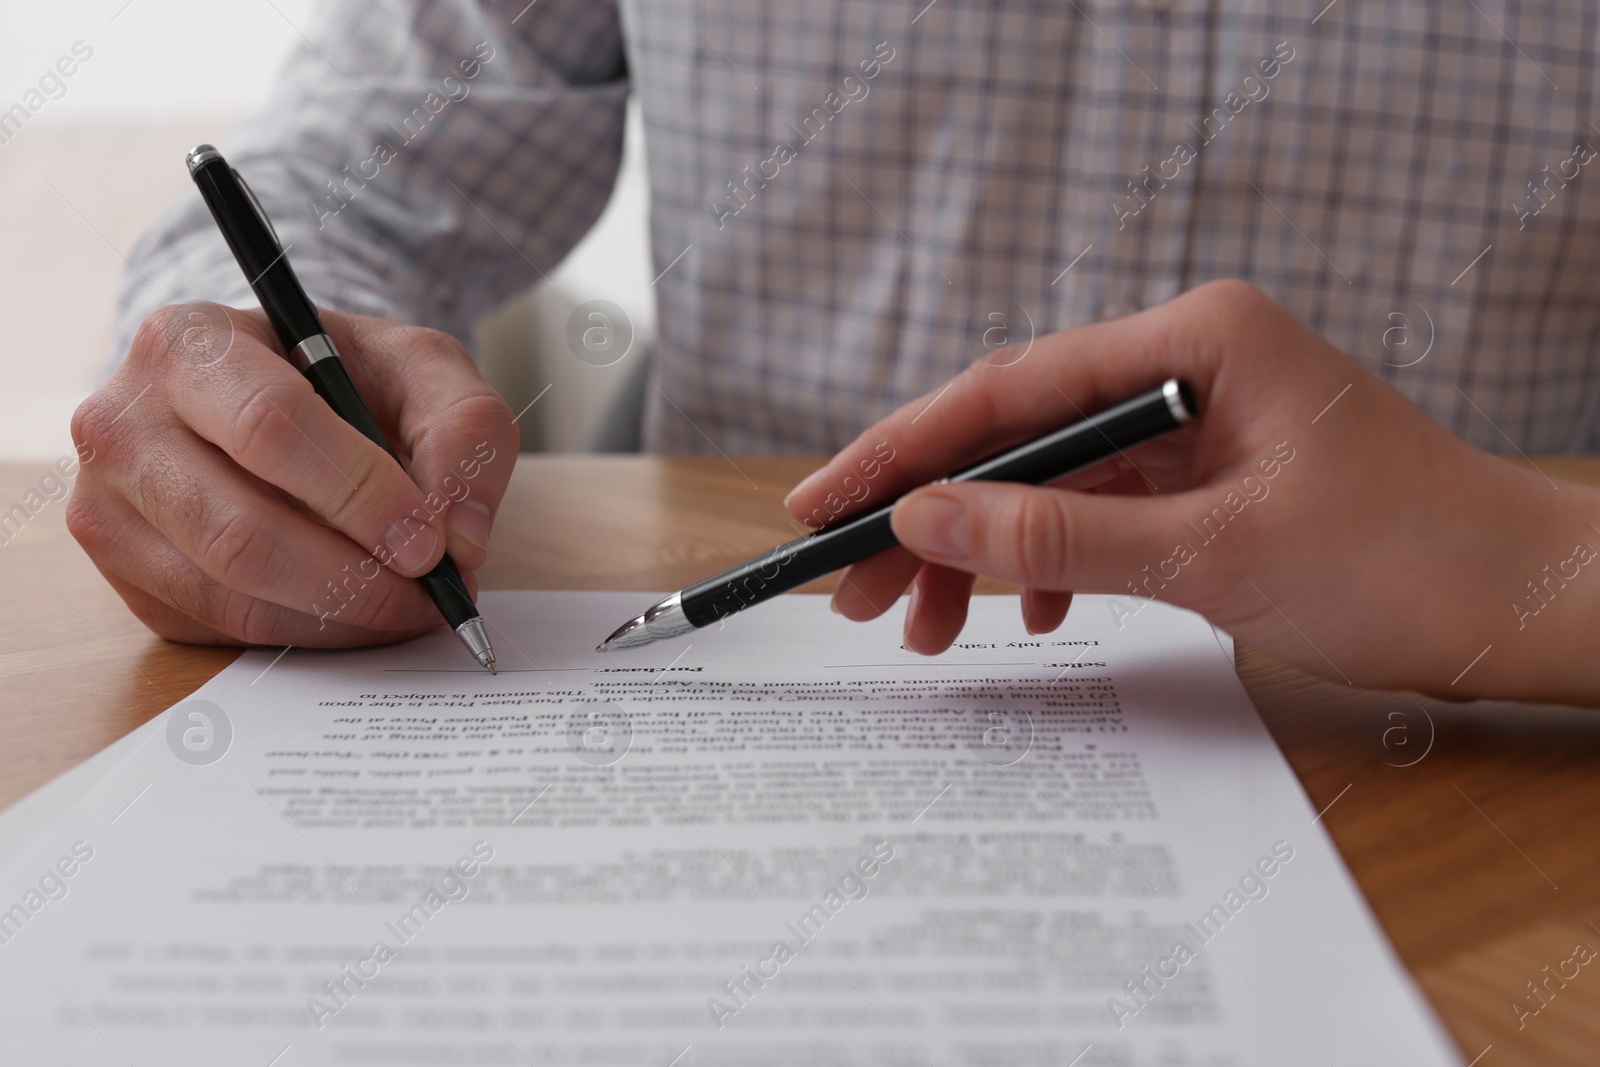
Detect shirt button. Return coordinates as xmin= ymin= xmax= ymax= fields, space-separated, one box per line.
xmin=1102 ymin=299 xmax=1141 ymax=320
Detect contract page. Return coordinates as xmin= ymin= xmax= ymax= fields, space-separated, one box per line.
xmin=0 ymin=591 xmax=1459 ymax=1066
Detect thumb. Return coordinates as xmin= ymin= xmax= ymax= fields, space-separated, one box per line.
xmin=890 ymin=482 xmax=1200 ymax=594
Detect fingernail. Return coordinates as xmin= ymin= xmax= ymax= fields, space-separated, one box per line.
xmin=783 ymin=466 xmax=828 ymax=509
xmin=896 ymin=491 xmax=970 ymax=558
xmin=447 ymin=499 xmax=493 ymax=553
xmin=384 ymin=518 xmax=439 ymax=574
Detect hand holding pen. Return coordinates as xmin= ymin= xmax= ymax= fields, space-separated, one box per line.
xmin=182 ymin=146 xmax=501 ymax=670
xmin=778 ymin=281 xmax=1600 ymax=706
xmin=600 ymin=379 xmax=1195 ymax=650
xmin=63 ymin=147 xmax=520 ymax=662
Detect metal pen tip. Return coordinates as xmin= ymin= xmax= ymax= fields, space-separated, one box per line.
xmin=454 ymin=617 xmax=496 ymax=673
xmin=598 ymin=614 xmax=648 ymax=653
xmin=598 ymin=592 xmax=692 ymax=652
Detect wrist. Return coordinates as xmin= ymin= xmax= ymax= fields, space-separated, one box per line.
xmin=1456 ymin=465 xmax=1600 ymax=705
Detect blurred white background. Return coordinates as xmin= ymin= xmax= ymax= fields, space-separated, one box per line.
xmin=0 ymin=0 xmax=653 ymax=459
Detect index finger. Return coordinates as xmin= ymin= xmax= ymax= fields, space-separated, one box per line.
xmin=159 ymin=305 xmax=448 ymax=577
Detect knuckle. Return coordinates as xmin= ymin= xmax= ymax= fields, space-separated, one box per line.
xmin=1192 ymin=278 xmax=1275 ymax=325
xmin=128 ymin=303 xmax=237 ymax=371
xmin=71 ymin=389 xmax=132 ymax=463
xmin=131 ymin=447 xmax=202 ymax=539
xmin=1195 ymin=277 xmax=1266 ymax=305
xmin=378 ymin=322 xmax=475 ymax=379
xmin=959 ymin=366 xmax=1003 ymax=430
xmin=319 ymin=450 xmax=386 ymax=531
xmin=199 ymin=507 xmax=280 ymax=591
xmin=64 ymin=493 xmax=113 ymax=555
xmin=430 ymin=391 xmax=518 ymax=454
xmin=218 ymin=589 xmax=288 ymax=645
xmin=460 ymin=389 xmax=517 ymax=440
xmin=464 ymin=393 xmax=519 ymax=460
xmin=127 ymin=305 xmax=187 ymax=366
xmin=1014 ymin=495 xmax=1072 ymax=587
xmin=231 ymin=382 xmax=310 ymax=470
xmin=151 ymin=561 xmax=223 ymax=631
xmin=335 ymin=453 xmax=442 ymax=551
xmin=69 ymin=396 xmax=105 ymax=457
xmin=405 ymin=324 xmax=473 ymax=364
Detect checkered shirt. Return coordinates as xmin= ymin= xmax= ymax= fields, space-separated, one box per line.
xmin=115 ymin=0 xmax=1600 ymax=455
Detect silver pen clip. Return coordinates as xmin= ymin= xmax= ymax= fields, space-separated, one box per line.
xmin=233 ymin=168 xmax=280 ymax=245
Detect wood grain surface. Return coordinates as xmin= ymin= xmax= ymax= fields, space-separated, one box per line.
xmin=1 ymin=454 xmax=1596 ymax=1064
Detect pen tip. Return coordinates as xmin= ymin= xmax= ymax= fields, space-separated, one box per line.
xmin=598 ymin=613 xmax=653 ymax=653
xmin=454 ymin=617 xmax=496 ymax=674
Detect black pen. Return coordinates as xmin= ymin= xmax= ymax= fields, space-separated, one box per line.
xmin=599 ymin=377 xmax=1197 ymax=651
xmin=185 ymin=144 xmax=496 ymax=673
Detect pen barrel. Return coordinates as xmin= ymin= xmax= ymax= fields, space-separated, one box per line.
xmin=419 ymin=557 xmax=480 ymax=631
xmin=950 ymin=380 xmax=1194 ymax=487
xmin=188 ymin=159 xmax=324 ymax=344
xmin=303 ymin=359 xmax=396 ymax=459
xmin=681 ymin=508 xmax=899 ymax=628
xmin=677 ymin=379 xmax=1195 ymax=631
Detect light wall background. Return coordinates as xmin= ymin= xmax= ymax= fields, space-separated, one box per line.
xmin=0 ymin=0 xmax=654 ymax=459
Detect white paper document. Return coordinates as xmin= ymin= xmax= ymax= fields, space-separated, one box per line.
xmin=0 ymin=591 xmax=1459 ymax=1065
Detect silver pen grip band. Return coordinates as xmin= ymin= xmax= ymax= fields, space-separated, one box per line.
xmin=291 ymin=333 xmax=340 ymax=372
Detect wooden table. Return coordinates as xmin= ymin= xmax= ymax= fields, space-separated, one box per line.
xmin=2 ymin=455 xmax=1597 ymax=1064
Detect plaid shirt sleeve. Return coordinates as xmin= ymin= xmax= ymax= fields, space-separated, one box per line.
xmin=111 ymin=0 xmax=628 ymax=362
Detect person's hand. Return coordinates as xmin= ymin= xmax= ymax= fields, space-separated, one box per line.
xmin=67 ymin=303 xmax=517 ymax=648
xmin=786 ymin=280 xmax=1600 ymax=705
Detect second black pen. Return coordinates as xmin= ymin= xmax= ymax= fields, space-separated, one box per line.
xmin=599 ymin=377 xmax=1197 ymax=651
